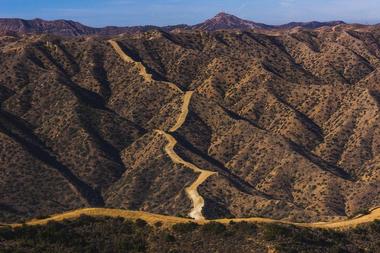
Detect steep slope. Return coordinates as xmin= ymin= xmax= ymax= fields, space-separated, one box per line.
xmin=1 ymin=26 xmax=380 ymax=224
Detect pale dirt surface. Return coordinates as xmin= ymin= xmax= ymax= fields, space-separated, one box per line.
xmin=169 ymin=91 xmax=194 ymax=132
xmin=5 ymin=207 xmax=380 ymax=230
xmin=159 ymin=90 xmax=217 ymax=220
xmin=155 ymin=130 xmax=217 ymax=221
xmin=187 ymin=170 xmax=217 ymax=220
xmin=214 ymin=207 xmax=380 ymax=230
xmin=8 ymin=208 xmax=192 ymax=228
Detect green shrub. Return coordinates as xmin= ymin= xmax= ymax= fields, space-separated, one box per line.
xmin=0 ymin=226 xmax=14 ymax=240
xmin=323 ymin=229 xmax=346 ymax=242
xmin=172 ymin=222 xmax=199 ymax=233
xmin=201 ymin=222 xmax=226 ymax=235
xmin=154 ymin=221 xmax=163 ymax=228
xmin=328 ymin=245 xmax=349 ymax=253
xmin=230 ymin=221 xmax=257 ymax=234
xmin=76 ymin=214 xmax=97 ymax=225
xmin=164 ymin=233 xmax=176 ymax=242
xmin=135 ymin=218 xmax=148 ymax=228
xmin=262 ymin=224 xmax=290 ymax=241
xmin=369 ymin=219 xmax=380 ymax=233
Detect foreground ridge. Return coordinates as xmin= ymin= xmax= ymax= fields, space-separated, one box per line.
xmin=3 ymin=207 xmax=380 ymax=230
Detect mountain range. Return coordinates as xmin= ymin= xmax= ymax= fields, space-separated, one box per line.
xmin=1 ymin=12 xmax=380 ymax=228
xmin=0 ymin=12 xmax=348 ymax=36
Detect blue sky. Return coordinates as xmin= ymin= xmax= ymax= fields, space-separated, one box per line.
xmin=1 ymin=0 xmax=379 ymax=27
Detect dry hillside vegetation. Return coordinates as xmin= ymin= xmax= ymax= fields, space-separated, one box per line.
xmin=1 ymin=24 xmax=380 ymax=223
xmin=2 ymin=216 xmax=380 ymax=253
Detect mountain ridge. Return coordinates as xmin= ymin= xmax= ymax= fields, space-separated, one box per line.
xmin=0 ymin=12 xmax=349 ymax=36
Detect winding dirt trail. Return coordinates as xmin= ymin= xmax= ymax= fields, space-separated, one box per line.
xmin=4 ymin=40 xmax=379 ymax=229
xmin=109 ymin=40 xmax=215 ymax=220
xmin=217 ymin=207 xmax=380 ymax=229
xmin=156 ymin=129 xmax=217 ymax=220
xmin=7 ymin=208 xmax=191 ymax=228
xmin=169 ymin=91 xmax=194 ymax=132
xmin=156 ymin=91 xmax=217 ymax=220
xmin=5 ymin=207 xmax=380 ymax=230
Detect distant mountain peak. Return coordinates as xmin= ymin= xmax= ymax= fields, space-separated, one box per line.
xmin=210 ymin=12 xmax=247 ymax=23
xmin=193 ymin=12 xmax=271 ymax=31
xmin=215 ymin=12 xmax=227 ymax=16
xmin=214 ymin=12 xmax=237 ymax=18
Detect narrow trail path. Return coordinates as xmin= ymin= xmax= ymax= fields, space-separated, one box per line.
xmin=156 ymin=91 xmax=217 ymax=220
xmin=108 ymin=40 xmax=153 ymax=82
xmin=7 ymin=208 xmax=191 ymax=228
xmin=5 ymin=207 xmax=380 ymax=230
xmin=108 ymin=40 xmax=181 ymax=92
xmin=221 ymin=207 xmax=380 ymax=229
xmin=156 ymin=129 xmax=217 ymax=220
xmin=109 ymin=40 xmax=216 ymax=220
xmin=169 ymin=91 xmax=194 ymax=132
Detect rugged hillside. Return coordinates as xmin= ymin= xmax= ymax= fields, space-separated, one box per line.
xmin=1 ymin=24 xmax=380 ymax=223
xmin=0 ymin=13 xmax=348 ymax=36
xmin=2 ymin=216 xmax=380 ymax=253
